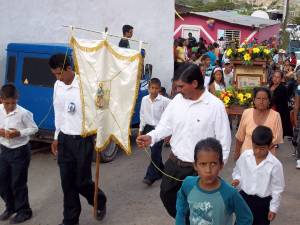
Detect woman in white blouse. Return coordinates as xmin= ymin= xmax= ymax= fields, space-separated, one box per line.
xmin=208 ymin=67 xmax=226 ymax=95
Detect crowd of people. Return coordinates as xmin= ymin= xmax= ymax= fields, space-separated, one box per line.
xmin=0 ymin=25 xmax=297 ymax=225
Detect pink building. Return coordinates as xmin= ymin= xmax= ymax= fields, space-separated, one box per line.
xmin=174 ymin=11 xmax=281 ymax=45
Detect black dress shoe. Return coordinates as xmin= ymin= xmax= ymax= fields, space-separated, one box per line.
xmin=143 ymin=178 xmax=155 ymax=186
xmin=10 ymin=211 xmax=32 ymax=224
xmin=96 ymin=205 xmax=106 ymax=221
xmin=0 ymin=209 xmax=14 ymax=221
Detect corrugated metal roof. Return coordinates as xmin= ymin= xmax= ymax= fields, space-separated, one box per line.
xmin=191 ymin=11 xmax=280 ymax=28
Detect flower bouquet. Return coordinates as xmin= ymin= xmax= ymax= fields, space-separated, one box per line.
xmin=225 ymin=45 xmax=273 ymax=65
xmin=216 ymin=86 xmax=253 ymax=108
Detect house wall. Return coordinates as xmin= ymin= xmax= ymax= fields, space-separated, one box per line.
xmin=0 ymin=0 xmax=174 ymax=90
xmin=256 ymin=24 xmax=281 ymax=43
xmin=174 ymin=14 xmax=278 ymax=45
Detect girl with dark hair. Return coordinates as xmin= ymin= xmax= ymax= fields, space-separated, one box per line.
xmin=234 ymin=87 xmax=283 ymax=160
xmin=270 ymin=70 xmax=293 ymax=137
xmin=208 ymin=67 xmax=225 ymax=95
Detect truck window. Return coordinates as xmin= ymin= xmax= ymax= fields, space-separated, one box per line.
xmin=6 ymin=56 xmax=17 ymax=83
xmin=22 ymin=57 xmax=56 ymax=87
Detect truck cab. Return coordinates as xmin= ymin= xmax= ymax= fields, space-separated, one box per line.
xmin=5 ymin=43 xmax=149 ymax=162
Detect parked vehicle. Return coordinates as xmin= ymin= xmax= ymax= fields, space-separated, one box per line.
xmin=5 ymin=43 xmax=150 ymax=162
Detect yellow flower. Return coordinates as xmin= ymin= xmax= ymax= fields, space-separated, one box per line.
xmin=238 ymin=48 xmax=245 ymax=53
xmin=253 ymin=47 xmax=260 ymax=54
xmin=224 ymin=96 xmax=230 ymax=104
xmin=237 ymin=93 xmax=244 ymax=100
xmin=245 ymin=93 xmax=252 ymax=99
xmin=244 ymin=53 xmax=251 ymax=61
xmin=263 ymin=49 xmax=271 ymax=55
xmin=226 ymin=49 xmax=233 ymax=57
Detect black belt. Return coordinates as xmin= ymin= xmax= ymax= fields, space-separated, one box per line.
xmin=169 ymin=152 xmax=193 ymax=168
xmin=60 ymin=132 xmax=83 ymax=139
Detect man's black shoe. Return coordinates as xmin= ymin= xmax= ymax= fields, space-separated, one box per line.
xmin=10 ymin=211 xmax=32 ymax=224
xmin=143 ymin=178 xmax=155 ymax=186
xmin=0 ymin=209 xmax=14 ymax=221
xmin=96 ymin=206 xmax=106 ymax=221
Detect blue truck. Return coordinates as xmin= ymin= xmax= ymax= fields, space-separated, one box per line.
xmin=5 ymin=43 xmax=149 ymax=162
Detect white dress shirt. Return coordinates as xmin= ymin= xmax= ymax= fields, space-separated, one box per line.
xmin=0 ymin=104 xmax=38 ymax=149
xmin=139 ymin=94 xmax=170 ymax=132
xmin=53 ymin=75 xmax=83 ymax=137
xmin=232 ymin=149 xmax=285 ymax=213
xmin=148 ymin=90 xmax=231 ymax=163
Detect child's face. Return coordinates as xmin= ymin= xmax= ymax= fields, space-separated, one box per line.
xmin=1 ymin=97 xmax=17 ymax=114
xmin=149 ymin=84 xmax=160 ymax=98
xmin=253 ymin=144 xmax=270 ymax=159
xmin=214 ymin=71 xmax=222 ymax=82
xmin=194 ymin=151 xmax=223 ymax=186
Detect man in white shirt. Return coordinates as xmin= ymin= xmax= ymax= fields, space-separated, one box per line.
xmin=137 ymin=63 xmax=231 ymax=219
xmin=49 ymin=54 xmax=107 ymax=225
xmin=232 ymin=126 xmax=285 ymax=225
xmin=139 ymin=78 xmax=170 ymax=185
xmin=0 ymin=84 xmax=38 ymax=224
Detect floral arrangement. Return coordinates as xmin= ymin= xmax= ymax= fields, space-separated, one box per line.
xmin=216 ymin=86 xmax=253 ymax=107
xmin=225 ymin=45 xmax=273 ymax=65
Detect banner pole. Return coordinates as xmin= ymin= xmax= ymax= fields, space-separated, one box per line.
xmin=93 ymin=151 xmax=100 ymax=218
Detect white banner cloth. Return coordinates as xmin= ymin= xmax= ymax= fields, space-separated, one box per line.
xmin=71 ymin=36 xmax=141 ymax=154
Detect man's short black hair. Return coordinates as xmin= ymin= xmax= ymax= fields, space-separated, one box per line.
xmin=175 ymin=63 xmax=204 ymax=90
xmin=252 ymin=125 xmax=273 ymax=146
xmin=48 ymin=54 xmax=72 ymax=70
xmin=122 ymin=24 xmax=133 ymax=35
xmin=194 ymin=138 xmax=223 ymax=164
xmin=149 ymin=78 xmax=161 ymax=87
xmin=1 ymin=83 xmax=18 ymax=99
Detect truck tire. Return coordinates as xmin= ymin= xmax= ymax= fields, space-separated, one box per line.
xmin=93 ymin=140 xmax=118 ymax=163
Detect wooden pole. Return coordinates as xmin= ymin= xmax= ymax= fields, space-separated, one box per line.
xmin=93 ymin=151 xmax=100 ymax=218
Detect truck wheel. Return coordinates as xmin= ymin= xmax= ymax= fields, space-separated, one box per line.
xmin=94 ymin=140 xmax=118 ymax=163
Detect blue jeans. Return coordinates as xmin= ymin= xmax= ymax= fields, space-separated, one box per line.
xmin=144 ymin=140 xmax=164 ymax=181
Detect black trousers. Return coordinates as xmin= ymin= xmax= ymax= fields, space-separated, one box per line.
xmin=143 ymin=124 xmax=164 ymax=181
xmin=160 ymin=158 xmax=195 ymax=219
xmin=58 ymin=133 xmax=107 ymax=225
xmin=0 ymin=144 xmax=31 ymax=215
xmin=240 ymin=191 xmax=272 ymax=225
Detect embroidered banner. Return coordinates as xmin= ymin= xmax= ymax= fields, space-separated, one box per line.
xmin=71 ymin=36 xmax=141 ymax=154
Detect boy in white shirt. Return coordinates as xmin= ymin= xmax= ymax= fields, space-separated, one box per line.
xmin=139 ymin=78 xmax=170 ymax=185
xmin=0 ymin=84 xmax=38 ymax=224
xmin=232 ymin=125 xmax=285 ymax=225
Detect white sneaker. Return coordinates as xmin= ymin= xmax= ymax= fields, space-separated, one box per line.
xmin=296 ymin=160 xmax=300 ymax=169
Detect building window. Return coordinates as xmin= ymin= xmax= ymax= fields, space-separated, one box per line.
xmin=22 ymin=57 xmax=56 ymax=88
xmin=181 ymin=26 xmax=200 ymax=40
xmin=224 ymin=30 xmax=241 ymax=46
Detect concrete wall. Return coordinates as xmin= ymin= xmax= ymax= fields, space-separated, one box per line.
xmin=0 ymin=0 xmax=174 ymax=90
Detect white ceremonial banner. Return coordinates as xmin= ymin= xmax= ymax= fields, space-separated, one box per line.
xmin=71 ymin=36 xmax=141 ymax=154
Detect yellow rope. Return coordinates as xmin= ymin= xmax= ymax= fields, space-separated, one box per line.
xmin=143 ymin=148 xmax=184 ymax=182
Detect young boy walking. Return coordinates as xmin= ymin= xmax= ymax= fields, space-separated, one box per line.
xmin=176 ymin=138 xmax=253 ymax=225
xmin=139 ymin=78 xmax=170 ymax=185
xmin=0 ymin=84 xmax=38 ymax=224
xmin=232 ymin=125 xmax=285 ymax=225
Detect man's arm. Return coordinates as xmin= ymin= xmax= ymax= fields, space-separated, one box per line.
xmin=139 ymin=97 xmax=146 ymax=135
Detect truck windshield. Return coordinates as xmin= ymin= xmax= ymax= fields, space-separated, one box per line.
xmin=22 ymin=57 xmax=56 ymax=88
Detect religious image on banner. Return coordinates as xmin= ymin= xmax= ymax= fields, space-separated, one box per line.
xmin=70 ymin=36 xmax=142 ymax=154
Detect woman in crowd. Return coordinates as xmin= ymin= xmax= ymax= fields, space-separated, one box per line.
xmin=208 ymin=67 xmax=225 ymax=95
xmin=270 ymin=70 xmax=293 ymax=138
xmin=234 ymin=87 xmax=283 ymax=160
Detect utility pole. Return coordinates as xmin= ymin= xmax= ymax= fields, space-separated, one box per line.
xmin=280 ymin=0 xmax=290 ymax=49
